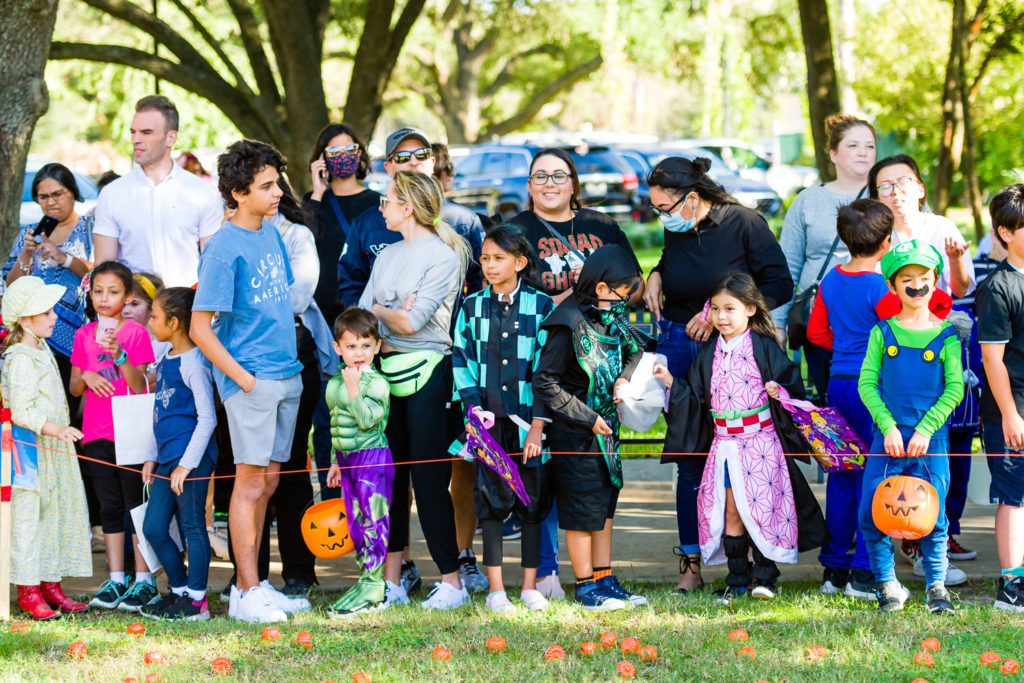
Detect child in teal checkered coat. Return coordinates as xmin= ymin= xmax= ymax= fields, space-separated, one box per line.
xmin=451 ymin=224 xmax=555 ymax=613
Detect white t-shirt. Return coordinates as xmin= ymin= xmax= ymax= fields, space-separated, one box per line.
xmin=892 ymin=213 xmax=976 ymax=296
xmin=93 ymin=163 xmax=223 ymax=287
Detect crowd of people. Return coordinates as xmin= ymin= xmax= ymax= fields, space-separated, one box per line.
xmin=2 ymin=98 xmax=1023 ymax=626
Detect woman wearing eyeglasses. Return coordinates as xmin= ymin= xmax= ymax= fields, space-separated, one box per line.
xmin=868 ymin=155 xmax=975 ymax=297
xmin=642 ymin=155 xmax=792 ymax=596
xmin=509 ymin=148 xmax=640 ymax=306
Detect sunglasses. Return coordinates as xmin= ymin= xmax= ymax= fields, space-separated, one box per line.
xmin=379 ymin=196 xmax=406 ymax=209
xmin=390 ymin=148 xmax=432 ymax=164
xmin=325 ymin=144 xmax=359 ymax=157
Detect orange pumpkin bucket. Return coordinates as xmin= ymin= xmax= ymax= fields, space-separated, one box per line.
xmin=871 ymin=475 xmax=939 ymax=540
xmin=301 ymin=495 xmax=355 ymax=559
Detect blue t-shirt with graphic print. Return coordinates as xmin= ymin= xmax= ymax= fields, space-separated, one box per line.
xmin=194 ymin=220 xmax=302 ymax=399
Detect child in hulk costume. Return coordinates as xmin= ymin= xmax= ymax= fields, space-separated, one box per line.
xmin=325 ymin=307 xmax=394 ymax=617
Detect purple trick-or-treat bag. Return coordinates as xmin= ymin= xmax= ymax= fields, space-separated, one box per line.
xmin=774 ymin=386 xmax=866 ymax=473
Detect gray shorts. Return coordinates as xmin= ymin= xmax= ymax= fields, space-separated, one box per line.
xmin=223 ymin=374 xmax=303 ymax=467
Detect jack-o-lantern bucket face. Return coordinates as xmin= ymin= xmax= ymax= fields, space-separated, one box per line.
xmin=301 ymin=499 xmax=355 ymax=559
xmin=872 ymin=475 xmax=939 ymax=540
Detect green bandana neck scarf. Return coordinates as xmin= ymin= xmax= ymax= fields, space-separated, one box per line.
xmin=572 ymin=319 xmax=624 ymax=488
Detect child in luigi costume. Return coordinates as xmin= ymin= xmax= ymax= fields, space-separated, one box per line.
xmin=857 ymin=239 xmax=965 ymax=614
xmin=324 ymin=307 xmax=394 ymax=617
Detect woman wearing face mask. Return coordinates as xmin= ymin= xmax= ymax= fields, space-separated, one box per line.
xmin=642 ymin=155 xmax=792 ymax=595
xmin=777 ymin=115 xmax=878 ymax=398
xmin=509 ymin=148 xmax=641 ymax=306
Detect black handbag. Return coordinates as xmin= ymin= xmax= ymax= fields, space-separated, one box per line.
xmin=786 ymin=234 xmax=840 ymax=351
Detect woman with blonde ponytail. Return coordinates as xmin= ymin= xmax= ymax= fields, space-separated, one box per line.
xmin=358 ymin=170 xmax=471 ymax=610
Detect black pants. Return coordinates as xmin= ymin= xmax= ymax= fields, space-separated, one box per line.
xmin=385 ymin=355 xmax=460 ymax=575
xmin=212 ymin=395 xmax=234 ymax=517
xmin=82 ymin=439 xmax=143 ymax=534
xmin=477 ymin=418 xmax=553 ymax=569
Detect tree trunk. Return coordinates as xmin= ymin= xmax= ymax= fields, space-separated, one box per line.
xmin=934 ymin=0 xmax=966 ymax=216
xmin=0 ymin=0 xmax=59 ymax=250
xmin=797 ymin=0 xmax=842 ymax=182
xmin=959 ymin=47 xmax=984 ymax=241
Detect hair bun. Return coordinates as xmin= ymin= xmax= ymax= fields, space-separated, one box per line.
xmin=692 ymin=157 xmax=712 ymax=175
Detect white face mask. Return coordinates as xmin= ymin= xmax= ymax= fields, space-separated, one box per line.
xmin=659 ymin=193 xmax=697 ymax=233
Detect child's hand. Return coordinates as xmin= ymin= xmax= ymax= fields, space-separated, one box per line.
xmin=524 ymin=425 xmax=543 ymax=462
xmin=613 ymin=378 xmax=629 ymax=404
xmin=765 ymin=381 xmax=781 ymax=400
xmin=945 ymin=236 xmax=971 ymax=260
xmin=906 ymin=431 xmax=930 ymax=457
xmin=1003 ymin=413 xmax=1024 ymax=451
xmin=239 ymin=372 xmax=257 ymax=393
xmin=141 ymin=460 xmax=156 ymax=485
xmin=170 ymin=465 xmax=191 ymax=495
xmin=81 ymin=370 xmax=115 ymax=397
xmin=55 ymin=425 xmax=83 ymax=445
xmin=653 ymin=363 xmax=674 ymax=389
xmin=100 ymin=331 xmax=122 ymax=358
xmin=592 ymin=416 xmax=613 ymax=435
xmin=883 ymin=428 xmax=905 ymax=457
xmin=326 ymin=463 xmax=341 ymax=488
xmin=341 ymin=365 xmax=363 ymax=386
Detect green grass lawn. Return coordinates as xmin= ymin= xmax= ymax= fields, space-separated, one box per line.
xmin=3 ymin=581 xmax=1022 ymax=681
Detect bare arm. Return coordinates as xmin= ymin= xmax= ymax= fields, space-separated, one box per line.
xmin=982 ymin=342 xmax=1024 ymax=449
xmin=371 ymin=303 xmax=415 ymax=335
xmin=189 ymin=310 xmax=256 ymax=393
xmin=69 ymin=365 xmax=86 ymax=397
xmin=93 ymin=234 xmax=119 ymax=265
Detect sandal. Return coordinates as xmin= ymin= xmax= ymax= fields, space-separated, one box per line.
xmin=673 ymin=547 xmax=706 ymax=594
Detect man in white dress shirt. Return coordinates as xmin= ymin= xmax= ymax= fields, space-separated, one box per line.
xmin=93 ymin=95 xmax=223 ymax=287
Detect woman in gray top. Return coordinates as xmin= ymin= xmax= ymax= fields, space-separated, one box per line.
xmin=777 ymin=115 xmax=877 ymax=398
xmin=359 ymin=170 xmax=472 ymax=610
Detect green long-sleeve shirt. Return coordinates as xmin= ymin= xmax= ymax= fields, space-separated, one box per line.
xmin=858 ymin=319 xmax=964 ymax=437
xmin=325 ymin=367 xmax=390 ymax=453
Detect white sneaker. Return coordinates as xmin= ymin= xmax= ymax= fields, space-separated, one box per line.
xmin=485 ymin=591 xmax=514 ymax=613
xmin=207 ymin=526 xmax=229 ymax=560
xmin=520 ymin=589 xmax=549 ymax=611
xmin=384 ymin=580 xmax=409 ymax=607
xmin=913 ymin=558 xmax=968 ymax=586
xmin=260 ymin=580 xmax=311 ymax=614
xmin=231 ymin=586 xmax=287 ymax=624
xmin=421 ymin=581 xmax=469 ymax=610
xmin=536 ymin=574 xmax=565 ymax=600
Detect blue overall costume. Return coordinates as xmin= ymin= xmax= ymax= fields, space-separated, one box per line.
xmin=858 ymin=319 xmax=956 ymax=587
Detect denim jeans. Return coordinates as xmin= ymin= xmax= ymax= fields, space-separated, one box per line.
xmin=537 ymin=501 xmax=560 ymax=576
xmin=858 ymin=428 xmax=950 ymax=586
xmin=657 ymin=319 xmax=706 ymax=554
xmin=142 ymin=454 xmax=216 ymax=592
xmin=946 ymin=429 xmax=974 ymax=534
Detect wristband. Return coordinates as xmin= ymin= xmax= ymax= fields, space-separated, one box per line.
xmin=114 ymin=350 xmax=128 ymax=366
xmin=63 ymin=252 xmax=74 ymax=268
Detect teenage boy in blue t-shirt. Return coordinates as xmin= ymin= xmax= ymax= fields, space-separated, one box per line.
xmin=977 ymin=183 xmax=1024 ymax=613
xmin=807 ymin=198 xmax=895 ymax=599
xmin=191 ymin=140 xmax=306 ymax=624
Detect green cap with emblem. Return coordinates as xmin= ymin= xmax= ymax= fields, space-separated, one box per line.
xmin=881 ymin=239 xmax=944 ymax=281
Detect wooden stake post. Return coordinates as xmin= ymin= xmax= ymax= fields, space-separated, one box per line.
xmin=1 ymin=409 xmax=13 ymax=620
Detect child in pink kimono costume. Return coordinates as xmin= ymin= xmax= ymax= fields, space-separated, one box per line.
xmin=658 ymin=273 xmax=826 ymax=605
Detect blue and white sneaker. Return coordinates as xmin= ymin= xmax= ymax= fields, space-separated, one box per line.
xmin=597 ymin=575 xmax=647 ymax=606
xmin=574 ymin=580 xmax=626 ymax=613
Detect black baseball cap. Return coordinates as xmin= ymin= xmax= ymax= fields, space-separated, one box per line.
xmin=385 ymin=127 xmax=431 ymax=160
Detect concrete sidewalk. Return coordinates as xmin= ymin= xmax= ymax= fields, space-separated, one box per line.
xmin=61 ymin=458 xmax=1000 ymax=597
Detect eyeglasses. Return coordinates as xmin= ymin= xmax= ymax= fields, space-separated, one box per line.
xmin=529 ymin=171 xmax=571 ymax=185
xmin=390 ymin=148 xmax=432 ymax=164
xmin=876 ymin=176 xmax=920 ymax=197
xmin=379 ymin=196 xmax=406 ymax=209
xmin=325 ymin=144 xmax=359 ymax=156
xmin=441 ymin=162 xmax=455 ymax=175
xmin=36 ymin=189 xmax=69 ymax=203
xmin=655 ymin=195 xmax=686 ymax=219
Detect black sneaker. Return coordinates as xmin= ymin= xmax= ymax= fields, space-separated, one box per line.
xmin=282 ymin=579 xmax=312 ymax=597
xmin=401 ymin=560 xmax=422 ymax=595
xmin=89 ymin=579 xmax=128 ymax=609
xmin=926 ymin=583 xmax=955 ymax=614
xmin=820 ymin=567 xmax=849 ymax=595
xmin=947 ymin=536 xmax=978 ymax=561
xmin=715 ymin=586 xmax=747 ymax=606
xmin=876 ymin=580 xmax=909 ymax=613
xmin=844 ymin=568 xmax=876 ymax=600
xmin=118 ymin=579 xmax=159 ymax=612
xmin=995 ymin=577 xmax=1024 ymax=613
xmin=159 ymin=595 xmax=210 ymax=622
xmin=141 ymin=592 xmax=181 ymax=620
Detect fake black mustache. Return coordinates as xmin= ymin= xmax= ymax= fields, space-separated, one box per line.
xmin=905 ymin=284 xmax=930 ymax=298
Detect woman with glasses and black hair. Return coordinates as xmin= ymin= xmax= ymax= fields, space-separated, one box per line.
xmin=642 ymin=155 xmax=792 ymax=596
xmin=509 ymin=148 xmax=640 ymax=306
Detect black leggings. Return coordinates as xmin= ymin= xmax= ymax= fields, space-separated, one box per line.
xmin=82 ymin=439 xmax=143 ymax=534
xmin=385 ymin=355 xmax=460 ymax=575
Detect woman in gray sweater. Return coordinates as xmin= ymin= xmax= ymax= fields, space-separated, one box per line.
xmin=776 ymin=115 xmax=877 ymax=397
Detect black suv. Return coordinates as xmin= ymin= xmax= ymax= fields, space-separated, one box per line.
xmin=449 ymin=144 xmax=640 ymax=222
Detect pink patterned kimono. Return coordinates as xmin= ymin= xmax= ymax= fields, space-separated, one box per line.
xmin=697 ymin=331 xmax=798 ymax=566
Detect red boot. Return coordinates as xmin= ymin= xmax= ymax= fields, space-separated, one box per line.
xmin=16 ymin=585 xmax=60 ymax=620
xmin=41 ymin=581 xmax=89 ymax=613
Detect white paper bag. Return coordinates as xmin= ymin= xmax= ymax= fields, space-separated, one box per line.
xmin=617 ymin=352 xmax=668 ymax=433
xmin=113 ymin=391 xmax=157 ymax=465
xmin=130 ymin=486 xmax=183 ymax=574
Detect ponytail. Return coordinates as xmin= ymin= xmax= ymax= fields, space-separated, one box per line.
xmin=433 ymin=219 xmax=471 ymax=277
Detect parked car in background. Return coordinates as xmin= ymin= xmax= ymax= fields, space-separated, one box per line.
xmin=622 ymin=145 xmax=783 ymax=218
xmin=615 ymin=149 xmax=655 ymax=222
xmin=19 ymin=163 xmax=100 ymax=226
xmin=450 ymin=143 xmax=639 ymax=222
xmin=669 ymin=137 xmax=818 ymax=200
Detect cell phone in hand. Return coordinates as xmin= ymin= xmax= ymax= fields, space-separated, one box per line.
xmin=32 ymin=215 xmax=59 ymax=239
xmin=95 ymin=315 xmax=118 ymax=342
